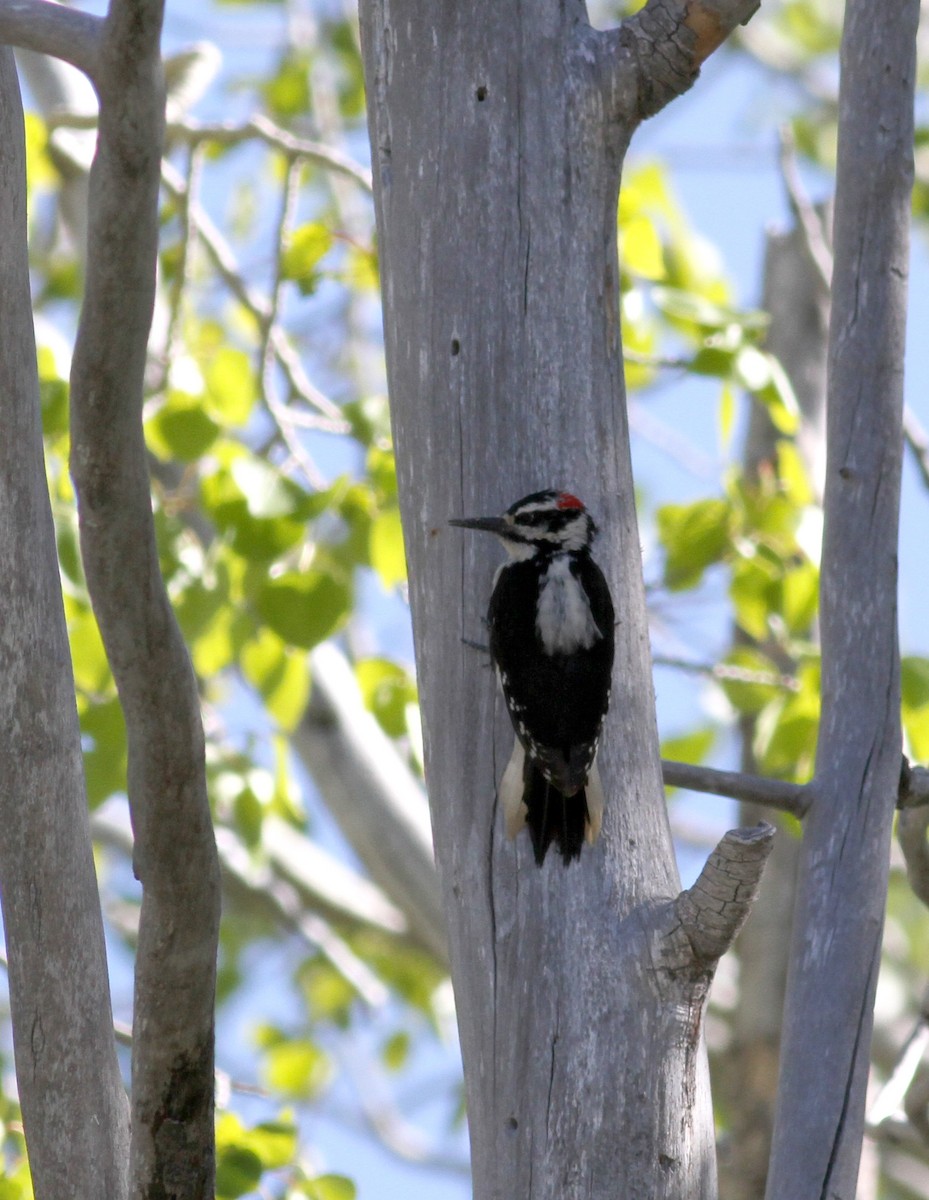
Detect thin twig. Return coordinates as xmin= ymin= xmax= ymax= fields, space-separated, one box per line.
xmin=652 ymin=653 xmax=799 ymax=692
xmin=46 ymin=108 xmax=374 ymax=192
xmin=777 ymin=125 xmax=833 ymax=293
xmin=257 ymin=156 xmax=327 ymax=489
xmin=160 ymin=159 xmax=347 ymax=428
xmin=161 ymin=140 xmax=204 ymax=381
xmin=903 ymin=406 xmax=929 ymax=493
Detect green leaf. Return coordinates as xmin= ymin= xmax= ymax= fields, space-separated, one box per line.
xmin=365 ymin=444 xmax=398 ymax=501
xmin=751 ymin=354 xmax=800 ymax=434
xmin=146 ymin=392 xmax=220 ymax=462
xmin=754 ymin=660 xmax=820 ymax=780
xmin=37 ymin=345 xmax=69 ymax=436
xmin=190 ymin=603 xmax=251 ymax=677
xmin=298 ymin=956 xmax=357 ymax=1025
xmin=660 ymin=727 xmax=715 ymax=766
xmin=57 ymin=519 xmax=84 ymax=587
xmin=718 ymin=383 xmax=736 ymax=452
xmin=781 ymin=560 xmax=819 ymax=635
xmin=244 ymin=1120 xmax=299 ymax=1169
xmin=201 ymin=457 xmax=310 ymax=562
xmin=231 ymin=457 xmax=311 ymax=520
xmin=302 ymin=1175 xmax=357 ymax=1200
xmin=215 ymin=1146 xmax=263 ymax=1199
xmin=902 ymin=657 xmax=929 ymax=760
xmin=729 ymin=554 xmax=779 ymax=641
xmin=343 ymin=395 xmax=391 ymax=446
xmin=903 ymin=657 xmax=929 ymax=710
xmin=369 ymin=508 xmax=407 ymax=590
xmin=690 ymin=345 xmax=735 ymax=378
xmin=256 ymin=569 xmax=350 ymax=649
xmin=264 ymin=51 xmax=311 ymax=119
xmin=80 ymin=697 xmax=127 ymax=807
xmin=241 ymin=629 xmax=311 ymax=731
xmin=355 ymin=658 xmax=417 ymax=738
xmin=657 ymin=497 xmax=732 ymax=590
xmin=282 ymin=222 xmax=334 ymax=294
xmin=262 ymin=1038 xmax=331 ymax=1099
xmin=776 ymin=440 xmax=815 ymax=508
xmin=204 ymin=348 xmax=256 ymax=426
xmin=621 ymin=214 xmax=665 ymax=280
xmin=382 ymin=1030 xmax=411 ymax=1072
xmin=652 ymin=287 xmax=769 ymax=338
xmin=68 ymin=606 xmax=111 ymax=694
xmin=232 ymin=786 xmax=264 ymax=848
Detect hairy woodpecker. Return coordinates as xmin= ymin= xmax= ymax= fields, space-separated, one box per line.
xmin=450 ymin=490 xmax=615 ymax=866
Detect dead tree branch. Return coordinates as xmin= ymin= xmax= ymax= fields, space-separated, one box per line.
xmin=677 ymin=823 xmax=776 ymax=964
xmin=662 ymin=760 xmax=811 ymax=818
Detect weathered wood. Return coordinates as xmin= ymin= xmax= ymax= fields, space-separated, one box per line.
xmin=718 ymin=211 xmax=829 ymax=1200
xmin=360 ymin=2 xmax=760 ymax=1195
xmin=766 ymin=1 xmax=918 ymax=1196
xmin=66 ymin=0 xmax=222 ymax=1192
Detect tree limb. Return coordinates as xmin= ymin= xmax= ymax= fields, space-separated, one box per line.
xmin=293 ymin=644 xmax=447 ymax=967
xmin=897 ymin=758 xmax=929 ymax=811
xmin=662 ymin=760 xmax=811 ymax=817
xmin=614 ymin=0 xmax=760 ymax=121
xmin=677 ymin=822 xmax=776 ymax=964
xmin=897 ymin=807 xmax=929 ymax=909
xmin=66 ymin=0 xmax=221 ymax=1193
xmin=0 ymin=0 xmax=102 ymax=79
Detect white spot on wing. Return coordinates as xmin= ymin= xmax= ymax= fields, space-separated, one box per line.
xmin=500 ymin=739 xmax=527 ymax=837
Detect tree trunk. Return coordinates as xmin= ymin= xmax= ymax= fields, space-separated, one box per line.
xmin=766 ymin=2 xmax=917 ymax=1196
xmin=0 ymin=46 xmax=130 ymax=1199
xmin=719 ymin=211 xmax=829 ymax=1200
xmin=359 ymin=2 xmax=765 ymax=1195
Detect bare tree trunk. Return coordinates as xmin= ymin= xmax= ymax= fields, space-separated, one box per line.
xmin=360 ymin=2 xmax=767 ymax=1195
xmin=719 ymin=213 xmax=829 ymax=1200
xmin=766 ymin=2 xmax=917 ymax=1196
xmin=1 ymin=0 xmax=222 ymax=1191
xmin=0 ymin=46 xmax=130 ymax=1199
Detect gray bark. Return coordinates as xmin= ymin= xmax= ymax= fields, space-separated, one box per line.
xmin=0 ymin=46 xmax=130 ymax=1199
xmin=1 ymin=0 xmax=223 ymax=1192
xmin=766 ymin=1 xmax=917 ymax=1196
xmin=719 ymin=213 xmax=829 ymax=1200
xmin=359 ymin=1 xmax=762 ymax=1195
xmin=66 ymin=0 xmax=222 ymax=1194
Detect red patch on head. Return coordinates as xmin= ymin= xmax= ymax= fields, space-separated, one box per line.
xmin=556 ymin=492 xmax=584 ymax=511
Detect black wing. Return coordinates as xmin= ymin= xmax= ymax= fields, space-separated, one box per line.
xmin=488 ymin=553 xmax=614 ymax=780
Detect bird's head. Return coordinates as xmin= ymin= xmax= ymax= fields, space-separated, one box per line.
xmin=450 ymin=490 xmax=598 ymax=559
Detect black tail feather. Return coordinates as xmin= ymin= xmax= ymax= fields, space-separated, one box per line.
xmin=523 ymin=757 xmax=589 ymax=866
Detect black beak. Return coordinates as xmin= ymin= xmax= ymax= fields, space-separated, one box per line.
xmin=448 ymin=515 xmax=507 ymax=535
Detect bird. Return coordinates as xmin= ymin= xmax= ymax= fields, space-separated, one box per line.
xmin=450 ymin=490 xmax=615 ymax=865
